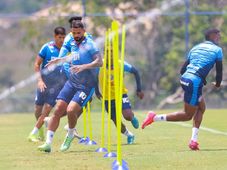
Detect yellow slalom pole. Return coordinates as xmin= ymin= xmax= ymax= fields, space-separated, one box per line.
xmin=83 ymin=106 xmax=87 ymax=138
xmin=107 ymin=28 xmax=112 ymax=153
xmin=100 ymin=31 xmax=108 ymax=148
xmin=87 ymin=101 xmax=92 ymax=140
xmin=118 ymin=24 xmax=126 ymax=164
xmin=112 ymin=20 xmax=122 ymax=165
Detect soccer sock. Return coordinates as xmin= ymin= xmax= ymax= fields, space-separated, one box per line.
xmin=123 ymin=129 xmax=133 ymax=137
xmin=191 ymin=127 xmax=199 ymax=142
xmin=153 ymin=114 xmax=167 ymax=122
xmin=31 ymin=127 xmax=39 ymax=135
xmin=46 ymin=130 xmax=54 ymax=145
xmin=67 ymin=128 xmax=75 ymax=138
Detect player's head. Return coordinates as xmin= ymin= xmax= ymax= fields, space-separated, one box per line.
xmin=71 ymin=21 xmax=85 ymax=42
xmin=68 ymin=16 xmax=82 ymax=28
xmin=204 ymin=28 xmax=220 ymax=44
xmin=54 ymin=26 xmax=66 ymax=47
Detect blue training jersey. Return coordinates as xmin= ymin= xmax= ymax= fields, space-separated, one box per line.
xmin=124 ymin=61 xmax=133 ymax=73
xmin=61 ymin=35 xmax=100 ymax=89
xmin=38 ymin=41 xmax=64 ymax=85
xmin=59 ymin=32 xmax=93 ymax=77
xmin=39 ymin=41 xmax=60 ymax=69
xmin=185 ymin=41 xmax=223 ymax=80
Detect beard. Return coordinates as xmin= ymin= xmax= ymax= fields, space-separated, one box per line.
xmin=75 ymin=36 xmax=85 ymax=43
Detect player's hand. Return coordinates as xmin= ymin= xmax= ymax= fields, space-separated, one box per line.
xmin=46 ymin=58 xmax=61 ymax=68
xmin=38 ymin=80 xmax=47 ymax=92
xmin=136 ymin=91 xmax=144 ymax=99
xmin=211 ymin=82 xmax=221 ymax=89
xmin=70 ymin=65 xmax=86 ymax=73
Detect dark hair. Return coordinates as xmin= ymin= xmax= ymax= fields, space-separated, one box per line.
xmin=204 ymin=28 xmax=220 ymax=40
xmin=54 ymin=26 xmax=66 ymax=35
xmin=68 ymin=16 xmax=82 ymax=23
xmin=71 ymin=21 xmax=84 ymax=29
xmin=69 ymin=16 xmax=82 ymax=28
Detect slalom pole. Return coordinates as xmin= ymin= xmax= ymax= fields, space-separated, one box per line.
xmin=104 ymin=28 xmax=116 ymax=158
xmin=79 ymin=106 xmax=89 ymax=143
xmin=86 ymin=101 xmax=97 ymax=145
xmin=96 ymin=31 xmax=108 ymax=153
xmin=112 ymin=23 xmax=129 ymax=170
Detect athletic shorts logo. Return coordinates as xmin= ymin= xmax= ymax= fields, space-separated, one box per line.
xmin=180 ymin=80 xmax=189 ymax=86
xmin=79 ymin=92 xmax=87 ymax=100
xmin=122 ymin=97 xmax=129 ymax=103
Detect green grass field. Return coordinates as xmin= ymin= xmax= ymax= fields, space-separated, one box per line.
xmin=1 ymin=109 xmax=227 ymax=170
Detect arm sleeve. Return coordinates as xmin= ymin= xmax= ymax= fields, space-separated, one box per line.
xmin=59 ymin=46 xmax=70 ymax=58
xmin=215 ymin=60 xmax=223 ymax=86
xmin=124 ymin=62 xmax=142 ymax=92
xmin=180 ymin=59 xmax=189 ymax=75
xmin=87 ymin=40 xmax=100 ymax=57
xmin=38 ymin=44 xmax=48 ymax=59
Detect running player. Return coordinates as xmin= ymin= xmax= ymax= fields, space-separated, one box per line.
xmin=27 ymin=27 xmax=67 ymax=142
xmin=142 ymin=28 xmax=223 ymax=150
xmin=99 ymin=51 xmax=144 ymax=144
xmin=38 ymin=21 xmax=102 ymax=152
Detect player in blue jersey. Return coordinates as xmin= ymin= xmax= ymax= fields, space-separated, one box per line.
xmin=41 ymin=17 xmax=96 ymax=137
xmin=27 ymin=27 xmax=67 ymax=142
xmin=38 ymin=21 xmax=102 ymax=152
xmin=60 ymin=16 xmax=93 ymax=77
xmin=142 ymin=28 xmax=223 ymax=150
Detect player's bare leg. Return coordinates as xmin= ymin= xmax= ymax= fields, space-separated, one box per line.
xmin=189 ymin=98 xmax=206 ymax=150
xmin=60 ymin=101 xmax=82 ymax=151
xmin=38 ymin=100 xmax=67 ymax=152
xmin=123 ymin=109 xmax=139 ymax=129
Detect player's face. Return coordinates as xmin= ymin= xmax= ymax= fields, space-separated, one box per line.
xmin=71 ymin=27 xmax=85 ymax=42
xmin=55 ymin=34 xmax=66 ymax=47
xmin=210 ymin=32 xmax=221 ymax=44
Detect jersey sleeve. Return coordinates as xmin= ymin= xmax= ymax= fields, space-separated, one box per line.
xmin=123 ymin=61 xmax=132 ymax=73
xmin=216 ymin=48 xmax=223 ymax=61
xmin=59 ymin=34 xmax=72 ymax=58
xmin=38 ymin=44 xmax=48 ymax=59
xmin=87 ymin=40 xmax=100 ymax=56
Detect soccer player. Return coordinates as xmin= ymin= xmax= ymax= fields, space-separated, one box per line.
xmin=27 ymin=27 xmax=67 ymax=142
xmin=61 ymin=16 xmax=93 ymax=77
xmin=142 ymin=28 xmax=223 ymax=150
xmin=99 ymin=53 xmax=144 ymax=144
xmin=38 ymin=21 xmax=103 ymax=152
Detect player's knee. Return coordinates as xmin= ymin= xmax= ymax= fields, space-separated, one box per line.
xmin=67 ymin=107 xmax=74 ymax=115
xmin=123 ymin=114 xmax=131 ymax=121
xmin=54 ymin=105 xmax=66 ymax=117
xmin=200 ymin=105 xmax=206 ymax=114
xmin=184 ymin=113 xmax=193 ymax=120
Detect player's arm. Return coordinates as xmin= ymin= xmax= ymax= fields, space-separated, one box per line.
xmin=180 ymin=59 xmax=189 ymax=75
xmin=71 ymin=52 xmax=103 ymax=73
xmin=34 ymin=55 xmax=47 ymax=92
xmin=215 ymin=60 xmax=223 ymax=87
xmin=124 ymin=62 xmax=144 ymax=99
xmin=214 ymin=48 xmax=223 ymax=88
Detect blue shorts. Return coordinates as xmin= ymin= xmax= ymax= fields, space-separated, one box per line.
xmin=35 ymin=70 xmax=67 ymax=107
xmin=104 ymin=94 xmax=131 ymax=121
xmin=57 ymin=80 xmax=94 ymax=107
xmin=180 ymin=72 xmax=203 ymax=106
